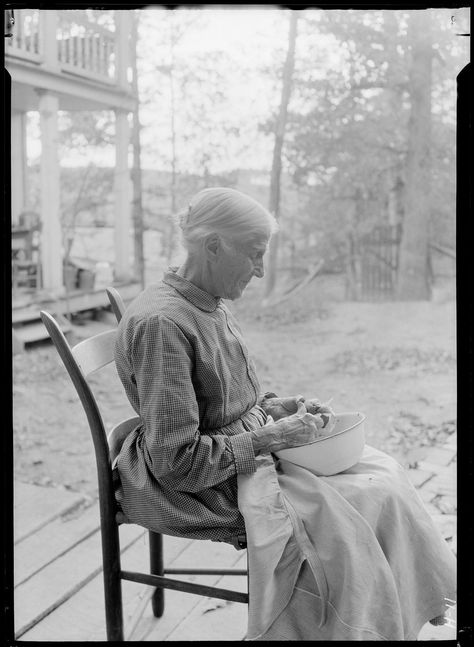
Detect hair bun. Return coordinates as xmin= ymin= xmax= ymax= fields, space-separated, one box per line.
xmin=177 ymin=204 xmax=192 ymax=230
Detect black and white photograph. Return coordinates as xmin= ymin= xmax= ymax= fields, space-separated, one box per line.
xmin=4 ymin=3 xmax=470 ymax=642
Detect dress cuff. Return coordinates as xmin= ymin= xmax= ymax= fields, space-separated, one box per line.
xmin=228 ymin=432 xmax=257 ymax=475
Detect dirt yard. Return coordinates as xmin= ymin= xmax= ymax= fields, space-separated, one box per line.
xmin=13 ymin=272 xmax=456 ymax=502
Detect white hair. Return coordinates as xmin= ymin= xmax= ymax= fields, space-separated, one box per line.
xmin=175 ymin=187 xmax=279 ymax=253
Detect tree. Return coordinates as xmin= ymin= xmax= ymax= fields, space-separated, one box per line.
xmin=62 ymin=162 xmax=102 ymax=261
xmin=130 ymin=10 xmax=145 ymax=287
xmin=144 ymin=10 xmax=241 ymax=262
xmin=53 ymin=109 xmax=116 ymax=261
xmin=129 ymin=7 xmax=462 ymax=291
xmin=282 ymin=11 xmax=406 ymax=294
xmin=279 ymin=9 xmax=462 ymax=299
xmin=264 ymin=10 xmax=299 ymax=301
xmin=150 ymin=15 xmax=183 ymax=263
xmin=396 ymin=10 xmax=433 ymax=299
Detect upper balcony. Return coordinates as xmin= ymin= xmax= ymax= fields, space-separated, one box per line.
xmin=5 ymin=9 xmax=136 ymax=112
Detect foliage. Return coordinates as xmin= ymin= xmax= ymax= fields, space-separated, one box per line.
xmin=279 ymin=10 xmax=462 ymax=276
xmin=138 ymin=10 xmax=245 ymax=183
xmin=57 ymin=110 xmax=115 ymax=151
xmin=37 ymin=8 xmax=464 ymax=284
xmin=60 ymin=165 xmax=114 ymax=226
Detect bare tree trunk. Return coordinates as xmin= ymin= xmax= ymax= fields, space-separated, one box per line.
xmin=264 ymin=11 xmax=298 ymax=300
xmin=345 ymin=189 xmax=362 ymax=300
xmin=345 ymin=232 xmax=359 ymax=301
xmin=166 ymin=23 xmax=178 ymax=265
xmin=130 ymin=11 xmax=145 ymax=288
xmin=388 ymin=172 xmax=404 ymax=227
xmin=396 ymin=10 xmax=433 ymax=300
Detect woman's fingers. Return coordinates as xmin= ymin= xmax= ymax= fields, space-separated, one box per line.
xmin=296 ymin=399 xmax=307 ymax=415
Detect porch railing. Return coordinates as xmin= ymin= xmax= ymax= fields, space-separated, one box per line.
xmin=6 ymin=9 xmax=119 ymax=84
xmin=5 ymin=10 xmax=42 ymax=62
xmin=57 ymin=10 xmax=116 ymax=83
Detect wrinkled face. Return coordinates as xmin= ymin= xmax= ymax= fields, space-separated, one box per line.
xmin=214 ymin=234 xmax=269 ymax=300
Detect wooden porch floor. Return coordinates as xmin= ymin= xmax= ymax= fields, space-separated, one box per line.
xmin=14 ymin=481 xmax=248 ymax=641
xmin=13 ymin=479 xmax=456 ymax=641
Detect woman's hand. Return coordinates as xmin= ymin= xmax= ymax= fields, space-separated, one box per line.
xmin=250 ymin=399 xmax=325 ymax=455
xmin=305 ymin=398 xmax=335 ymax=428
xmin=259 ymin=392 xmax=301 ymax=421
xmin=259 ymin=392 xmax=335 ymax=424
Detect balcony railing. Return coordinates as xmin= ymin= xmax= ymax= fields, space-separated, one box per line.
xmin=6 ymin=9 xmax=119 ymax=84
xmin=57 ymin=10 xmax=116 ymax=83
xmin=6 ymin=10 xmax=42 ymax=62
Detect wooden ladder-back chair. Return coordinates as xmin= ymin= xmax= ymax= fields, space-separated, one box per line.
xmin=40 ymin=310 xmax=248 ymax=642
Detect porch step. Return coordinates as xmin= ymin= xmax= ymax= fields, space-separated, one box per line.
xmin=13 ymin=314 xmax=72 ymax=345
xmin=12 ymin=282 xmax=142 ymax=326
xmin=13 ymin=309 xmax=46 ymax=326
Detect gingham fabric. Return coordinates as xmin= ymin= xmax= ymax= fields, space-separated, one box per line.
xmin=114 ymin=268 xmax=266 ymax=541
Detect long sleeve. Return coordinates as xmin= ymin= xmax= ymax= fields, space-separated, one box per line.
xmin=130 ymin=314 xmax=257 ymax=493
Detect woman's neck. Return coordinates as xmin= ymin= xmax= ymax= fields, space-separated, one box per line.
xmin=176 ymin=257 xmax=216 ymax=296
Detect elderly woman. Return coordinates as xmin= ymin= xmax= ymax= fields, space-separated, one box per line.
xmin=114 ymin=187 xmax=455 ymax=641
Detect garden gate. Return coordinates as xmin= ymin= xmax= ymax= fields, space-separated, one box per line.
xmin=359 ymin=224 xmax=402 ymax=300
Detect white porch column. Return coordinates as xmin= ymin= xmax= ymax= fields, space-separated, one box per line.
xmin=41 ymin=10 xmax=59 ymax=69
xmin=114 ymin=108 xmax=132 ymax=281
xmin=11 ymin=111 xmax=27 ymax=225
xmin=115 ymin=10 xmax=131 ymax=88
xmin=38 ymin=90 xmax=62 ymax=292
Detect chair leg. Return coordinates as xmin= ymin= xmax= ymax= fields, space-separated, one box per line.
xmin=102 ymin=526 xmax=124 ymax=641
xmin=149 ymin=531 xmax=165 ymax=617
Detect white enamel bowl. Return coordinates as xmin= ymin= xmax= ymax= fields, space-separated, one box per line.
xmin=275 ymin=411 xmax=366 ymax=476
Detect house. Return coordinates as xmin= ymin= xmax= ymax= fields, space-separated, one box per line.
xmin=6 ymin=8 xmax=142 ymax=342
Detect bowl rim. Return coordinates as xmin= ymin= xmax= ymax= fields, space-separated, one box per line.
xmin=283 ymin=411 xmax=366 ymax=449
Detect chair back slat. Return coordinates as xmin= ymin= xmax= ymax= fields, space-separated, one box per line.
xmin=106 ymin=286 xmax=126 ymax=323
xmin=72 ymin=329 xmax=117 ymax=377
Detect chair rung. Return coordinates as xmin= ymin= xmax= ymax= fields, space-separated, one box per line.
xmin=121 ymin=570 xmax=248 ymax=604
xmin=164 ymin=568 xmax=247 ymax=576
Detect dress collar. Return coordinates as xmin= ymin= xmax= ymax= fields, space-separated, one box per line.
xmin=163 ymin=267 xmax=222 ymax=312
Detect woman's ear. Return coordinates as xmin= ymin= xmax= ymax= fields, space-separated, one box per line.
xmin=203 ymin=233 xmax=221 ymax=262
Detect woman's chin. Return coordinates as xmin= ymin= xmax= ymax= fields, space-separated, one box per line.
xmin=222 ymin=279 xmax=252 ymax=300
xmin=227 ymin=286 xmax=246 ymax=301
